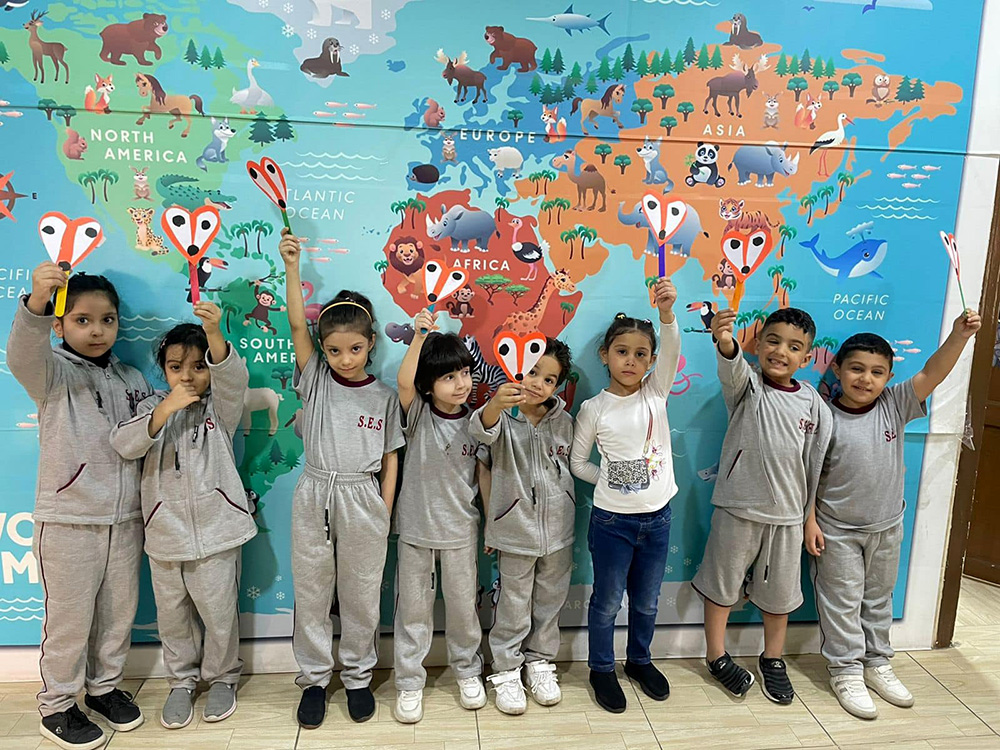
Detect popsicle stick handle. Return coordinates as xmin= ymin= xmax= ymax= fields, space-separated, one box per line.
xmin=189 ymin=263 xmax=200 ymax=305
xmin=54 ymin=273 xmax=70 ymax=317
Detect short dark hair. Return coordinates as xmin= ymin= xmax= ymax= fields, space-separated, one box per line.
xmin=835 ymin=333 xmax=894 ymax=369
xmin=59 ymin=273 xmax=120 ymax=316
xmin=761 ymin=307 xmax=816 ymax=343
xmin=155 ymin=323 xmax=208 ymax=371
xmin=414 ymin=332 xmax=474 ymax=397
xmin=317 ymin=289 xmax=376 ymax=342
xmin=600 ymin=312 xmax=657 ymax=354
xmin=542 ymin=336 xmax=573 ymax=386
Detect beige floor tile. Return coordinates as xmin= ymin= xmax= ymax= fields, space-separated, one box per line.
xmin=0 ymin=687 xmax=40 ymax=714
xmin=295 ymin=715 xmax=415 ymax=749
xmin=956 ymin=578 xmax=1000 ymax=627
xmin=227 ymin=724 xmax=300 ymax=750
xmin=480 ymin=733 xmax=627 ymax=750
xmin=107 ymin=729 xmax=233 ymax=749
xmin=0 ymin=713 xmax=23 ymax=735
xmin=4 ymin=715 xmax=38 ymax=739
xmin=0 ymin=737 xmax=44 ymax=750
xmin=411 ymin=706 xmax=479 ymax=744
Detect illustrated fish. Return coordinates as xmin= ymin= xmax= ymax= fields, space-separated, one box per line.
xmin=313 ymin=110 xmax=338 ymax=118
xmin=313 ymin=256 xmax=332 ymax=262
xmin=303 ymin=246 xmax=322 ymax=253
xmin=901 ymin=183 xmax=921 ymax=189
xmin=319 ymin=238 xmax=339 ymax=244
xmin=332 ymin=248 xmax=350 ymax=254
xmin=354 ymin=103 xmax=377 ymax=109
xmin=697 ymin=464 xmax=719 ymax=482
xmin=0 ymin=110 xmax=23 ymax=117
xmin=526 ymin=4 xmax=611 ymax=35
xmin=893 ymin=356 xmax=905 ymax=362
xmin=16 ymin=423 xmax=37 ymax=429
xmin=800 ymin=233 xmax=888 ymax=280
xmin=324 ymin=101 xmax=348 ymax=108
xmin=903 ymin=348 xmax=921 ymax=354
xmin=910 ymin=174 xmax=930 ymax=180
xmin=898 ymin=164 xmax=917 ymax=170
xmin=886 ymin=173 xmax=905 ymax=179
xmin=922 ymin=165 xmax=942 ymax=171
xmin=894 ymin=339 xmax=914 ymax=345
xmin=0 ymin=99 xmax=9 ymax=106
xmin=342 ymin=112 xmax=365 ymax=119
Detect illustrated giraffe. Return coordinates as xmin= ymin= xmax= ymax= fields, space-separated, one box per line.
xmin=496 ymin=269 xmax=576 ymax=336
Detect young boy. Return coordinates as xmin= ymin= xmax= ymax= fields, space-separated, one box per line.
xmin=692 ymin=308 xmax=832 ymax=704
xmin=808 ymin=310 xmax=981 ymax=719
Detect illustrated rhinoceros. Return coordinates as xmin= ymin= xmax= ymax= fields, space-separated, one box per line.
xmin=728 ymin=141 xmax=800 ymax=187
xmin=425 ymin=204 xmax=496 ymax=253
xmin=617 ymin=200 xmax=708 ymax=258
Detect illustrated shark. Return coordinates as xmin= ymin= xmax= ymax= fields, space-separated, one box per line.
xmin=526 ymin=5 xmax=611 ymax=35
xmin=800 ymin=233 xmax=888 ymax=280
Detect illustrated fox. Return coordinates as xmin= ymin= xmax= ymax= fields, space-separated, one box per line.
xmin=84 ymin=73 xmax=113 ymax=115
xmin=541 ymin=105 xmax=567 ymax=143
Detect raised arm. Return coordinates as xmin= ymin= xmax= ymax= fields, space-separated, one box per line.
xmin=711 ymin=308 xmax=752 ymax=409
xmin=279 ymin=229 xmax=315 ymax=373
xmin=7 ymin=263 xmax=69 ymax=402
xmin=478 ymin=383 xmax=524 ymax=431
xmin=569 ymin=401 xmax=601 ymax=485
xmin=397 ymin=309 xmax=437 ymax=413
xmin=647 ymin=278 xmax=681 ymax=395
xmin=911 ymin=310 xmax=982 ymax=403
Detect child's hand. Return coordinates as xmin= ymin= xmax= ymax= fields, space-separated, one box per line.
xmin=804 ymin=517 xmax=825 ymax=557
xmin=414 ymin=308 xmax=438 ymax=337
xmin=492 ymin=382 xmax=524 ymax=410
xmin=484 ymin=545 xmax=495 ymax=555
xmin=954 ymin=310 xmax=982 ymax=339
xmin=193 ymin=301 xmax=222 ymax=333
xmin=162 ymin=382 xmax=201 ymax=415
xmin=653 ymin=277 xmax=677 ymax=321
xmin=29 ymin=261 xmax=68 ymax=313
xmin=278 ymin=228 xmax=301 ymax=266
xmin=711 ymin=308 xmax=737 ymax=346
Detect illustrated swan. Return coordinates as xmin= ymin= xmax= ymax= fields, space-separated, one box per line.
xmin=231 ymin=58 xmax=274 ymax=114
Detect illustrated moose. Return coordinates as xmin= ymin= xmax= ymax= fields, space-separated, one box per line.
xmin=703 ymin=53 xmax=769 ymax=118
xmin=434 ymin=49 xmax=487 ymax=104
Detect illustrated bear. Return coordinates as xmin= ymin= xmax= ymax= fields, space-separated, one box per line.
xmin=484 ymin=26 xmax=537 ymax=73
xmin=99 ymin=13 xmax=169 ymax=66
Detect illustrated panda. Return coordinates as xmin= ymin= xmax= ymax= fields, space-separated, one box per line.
xmin=686 ymin=142 xmax=726 ymax=189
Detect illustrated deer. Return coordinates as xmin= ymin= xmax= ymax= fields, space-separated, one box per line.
xmin=24 ymin=10 xmax=69 ymax=85
xmin=703 ymin=53 xmax=769 ymax=118
xmin=434 ymin=49 xmax=487 ymax=105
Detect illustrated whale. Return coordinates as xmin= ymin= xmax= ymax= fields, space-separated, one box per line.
xmin=800 ymin=233 xmax=888 ymax=280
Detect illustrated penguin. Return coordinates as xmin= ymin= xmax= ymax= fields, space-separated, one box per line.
xmin=300 ymin=37 xmax=350 ymax=78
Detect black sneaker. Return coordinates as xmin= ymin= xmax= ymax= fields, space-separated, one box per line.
xmin=708 ymin=652 xmax=755 ymax=697
xmin=39 ymin=705 xmax=106 ymax=750
xmin=297 ymin=685 xmax=327 ymax=729
xmin=625 ymin=661 xmax=670 ymax=701
xmin=85 ymin=688 xmax=144 ymax=731
xmin=589 ymin=669 xmax=627 ymax=713
xmin=346 ymin=687 xmax=376 ymax=723
xmin=758 ymin=654 xmax=795 ymax=704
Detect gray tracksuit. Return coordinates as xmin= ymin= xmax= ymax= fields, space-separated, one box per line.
xmin=8 ymin=297 xmax=150 ymax=716
xmin=110 ymin=345 xmax=254 ymax=689
xmin=469 ymin=400 xmax=575 ymax=672
xmin=393 ymin=398 xmax=486 ymax=690
xmin=292 ymin=353 xmax=405 ymax=690
xmin=813 ymin=381 xmax=926 ymax=676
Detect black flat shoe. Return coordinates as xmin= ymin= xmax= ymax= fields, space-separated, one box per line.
xmin=346 ymin=687 xmax=376 ymax=723
xmin=625 ymin=661 xmax=670 ymax=701
xmin=589 ymin=669 xmax=627 ymax=713
xmin=297 ymin=686 xmax=327 ymax=729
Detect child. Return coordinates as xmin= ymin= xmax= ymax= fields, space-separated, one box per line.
xmin=571 ymin=278 xmax=681 ymax=714
xmin=469 ymin=337 xmax=575 ymax=715
xmin=692 ymin=307 xmax=831 ymax=704
xmin=8 ymin=264 xmax=149 ymax=750
xmin=279 ymin=230 xmax=405 ymax=727
xmin=392 ymin=309 xmax=489 ymax=723
xmin=808 ymin=310 xmax=981 ymax=719
xmin=110 ymin=303 xmax=253 ymax=729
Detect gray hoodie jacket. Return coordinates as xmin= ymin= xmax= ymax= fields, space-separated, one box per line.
xmin=7 ymin=298 xmax=151 ymax=525
xmin=110 ymin=346 xmax=256 ymax=561
xmin=469 ymin=398 xmax=575 ymax=557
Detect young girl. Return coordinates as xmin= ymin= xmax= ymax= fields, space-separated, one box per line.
xmin=469 ymin=337 xmax=575 ymax=716
xmin=280 ymin=230 xmax=404 ymax=727
xmin=110 ymin=302 xmax=253 ymax=729
xmin=392 ymin=309 xmax=488 ymax=724
xmin=9 ymin=264 xmax=149 ymax=750
xmin=570 ymin=278 xmax=680 ymax=714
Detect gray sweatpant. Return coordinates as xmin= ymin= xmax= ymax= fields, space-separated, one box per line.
xmin=33 ymin=520 xmax=143 ymax=717
xmin=394 ymin=541 xmax=483 ymax=690
xmin=490 ymin=547 xmax=573 ymax=673
xmin=812 ymin=519 xmax=904 ymax=676
xmin=292 ymin=466 xmax=389 ymax=690
xmin=149 ymin=547 xmax=243 ymax=690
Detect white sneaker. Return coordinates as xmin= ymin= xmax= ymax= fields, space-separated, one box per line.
xmin=488 ymin=669 xmax=526 ymax=715
xmin=830 ymin=674 xmax=878 ymax=720
xmin=394 ymin=689 xmax=423 ymax=724
xmin=864 ymin=664 xmax=914 ymax=708
xmin=457 ymin=676 xmax=487 ymax=710
xmin=524 ymin=661 xmax=561 ymax=706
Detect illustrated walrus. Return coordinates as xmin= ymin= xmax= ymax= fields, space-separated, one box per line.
xmin=300 ymin=37 xmax=349 ymax=78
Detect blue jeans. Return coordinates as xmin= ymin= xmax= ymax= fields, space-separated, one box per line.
xmin=587 ymin=503 xmax=672 ymax=672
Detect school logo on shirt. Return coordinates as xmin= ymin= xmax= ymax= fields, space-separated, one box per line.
xmin=798 ymin=418 xmax=818 ymax=435
xmin=885 ymin=429 xmax=897 ymax=443
xmin=125 ymin=388 xmax=149 ymax=414
xmin=547 ymin=445 xmax=570 ymax=457
xmin=459 ymin=443 xmax=478 ymax=457
xmin=357 ymin=415 xmax=384 ymax=431
xmin=205 ymin=418 xmax=216 ymax=431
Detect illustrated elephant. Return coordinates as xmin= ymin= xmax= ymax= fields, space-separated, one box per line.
xmin=617 ymin=200 xmax=708 ymax=258
xmin=728 ymin=141 xmax=800 ymax=187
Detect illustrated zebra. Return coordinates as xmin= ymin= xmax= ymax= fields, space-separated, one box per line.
xmin=463 ymin=334 xmax=506 ymax=393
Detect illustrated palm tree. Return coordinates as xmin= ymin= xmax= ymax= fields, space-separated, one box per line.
xmin=554 ymin=197 xmax=571 ymax=223
xmin=528 ymin=172 xmax=543 ymax=194
xmin=736 ymin=311 xmax=752 ymax=339
xmin=645 ymin=275 xmax=658 ymax=289
xmin=778 ymin=224 xmax=797 ymax=258
xmin=390 ymin=200 xmax=407 ymax=227
xmin=560 ymin=227 xmax=579 ymax=259
xmin=494 ymin=196 xmax=510 ymax=216
xmin=560 ymin=301 xmax=575 ymax=323
xmin=98 ymin=169 xmax=118 ymax=202
xmin=780 ymin=276 xmax=797 ymax=307
xmin=540 ymin=199 xmax=556 ymax=224
xmin=800 ymin=194 xmax=817 ymax=225
xmin=78 ymin=172 xmax=98 ymax=204
xmin=576 ymin=226 xmax=597 ymax=260
xmin=220 ymin=300 xmax=240 ymax=334
xmin=837 ymin=171 xmax=855 ymax=202
xmin=373 ymin=259 xmax=388 ymax=282
xmin=751 ymin=309 xmax=767 ymax=338
xmin=817 ymin=185 xmax=835 ymax=215
xmin=541 ymin=170 xmax=557 ymax=195
xmin=233 ymin=223 xmax=251 ymax=257
xmin=253 ymin=220 xmax=273 ymax=256
xmin=768 ymin=264 xmax=785 ymax=293
xmin=405 ymin=198 xmax=426 ymax=228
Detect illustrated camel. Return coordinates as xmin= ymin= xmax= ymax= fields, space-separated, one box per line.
xmin=497 ymin=269 xmax=576 ymax=336
xmin=134 ymin=73 xmax=205 ymax=137
xmin=24 ymin=10 xmax=69 ymax=85
xmin=570 ymin=84 xmax=625 ymax=135
xmin=552 ymin=150 xmax=607 ymax=212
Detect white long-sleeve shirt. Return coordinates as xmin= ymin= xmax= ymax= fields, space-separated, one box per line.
xmin=570 ymin=319 xmax=680 ymax=513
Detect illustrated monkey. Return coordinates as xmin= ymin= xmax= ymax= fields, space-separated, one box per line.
xmin=243 ymin=281 xmax=285 ymax=335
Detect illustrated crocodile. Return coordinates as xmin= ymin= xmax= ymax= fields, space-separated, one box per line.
xmin=156 ymin=174 xmax=238 ymax=210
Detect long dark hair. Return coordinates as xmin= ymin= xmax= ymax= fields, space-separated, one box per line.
xmin=155 ymin=324 xmax=207 ymax=371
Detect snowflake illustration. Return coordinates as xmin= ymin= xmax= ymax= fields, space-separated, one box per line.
xmin=665 ymin=565 xmax=673 ymax=574
xmin=283 ymin=2 xmax=294 ymax=12
xmin=281 ymin=23 xmax=295 ymax=38
xmin=666 ymin=597 xmax=676 ymax=606
xmin=276 ymin=591 xmax=286 ymax=600
xmin=258 ymin=0 xmax=269 ymax=6
xmin=307 ymin=28 xmax=317 ymax=39
xmin=275 ymin=575 xmax=283 ymax=582
xmin=380 ymin=9 xmax=391 ymax=19
xmin=349 ymin=44 xmax=360 ymax=55
xmin=683 ymin=558 xmax=692 ymax=566
xmin=247 ymin=586 xmax=260 ymax=600
xmin=369 ymin=33 xmax=379 ymax=44
xmin=670 ymin=545 xmax=678 ymax=554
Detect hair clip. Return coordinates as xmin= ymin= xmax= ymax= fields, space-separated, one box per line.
xmin=615 ymin=312 xmax=628 ymax=320
xmin=642 ymin=318 xmax=652 ymax=325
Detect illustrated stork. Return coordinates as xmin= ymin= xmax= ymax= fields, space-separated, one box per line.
xmin=810 ymin=113 xmax=854 ymax=178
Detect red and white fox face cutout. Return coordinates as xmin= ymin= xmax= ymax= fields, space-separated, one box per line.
xmin=493 ymin=331 xmax=547 ymax=382
xmin=640 ymin=193 xmax=687 ymax=246
xmin=38 ymin=212 xmax=104 ymax=271
xmin=247 ymin=157 xmax=288 ymax=210
xmin=423 ymin=261 xmax=467 ymax=304
xmin=160 ymin=205 xmax=221 ymax=264
xmin=720 ymin=227 xmax=773 ymax=281
xmin=940 ymin=231 xmax=961 ymax=277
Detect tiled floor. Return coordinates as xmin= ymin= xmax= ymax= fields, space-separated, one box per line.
xmin=3 ymin=578 xmax=1000 ymax=750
